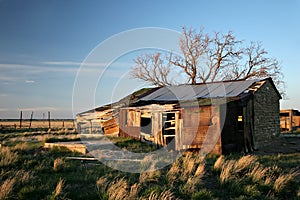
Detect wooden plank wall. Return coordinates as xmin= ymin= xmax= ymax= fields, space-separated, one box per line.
xmin=181 ymin=106 xmax=211 ymax=146
xmin=179 ymin=106 xmax=222 ymax=154
xmin=119 ymin=109 xmax=140 ymax=139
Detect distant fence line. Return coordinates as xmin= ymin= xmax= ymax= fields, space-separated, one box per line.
xmin=0 ymin=119 xmax=76 ymax=130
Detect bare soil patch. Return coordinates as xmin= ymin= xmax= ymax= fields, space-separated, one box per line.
xmin=255 ymin=135 xmax=300 ymax=155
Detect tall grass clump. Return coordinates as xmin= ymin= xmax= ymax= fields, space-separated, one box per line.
xmin=217 ymin=155 xmax=261 ymax=183
xmin=50 ymin=178 xmax=65 ymax=200
xmin=248 ymin=164 xmax=269 ymax=182
xmin=181 ymin=153 xmax=196 ymax=179
xmin=213 ymin=155 xmax=225 ymax=171
xmin=0 ymin=146 xmax=18 ymax=167
xmin=234 ymin=155 xmax=257 ymax=173
xmin=139 ymin=163 xmax=161 ymax=184
xmin=274 ymin=169 xmax=300 ymax=193
xmin=13 ymin=142 xmax=30 ymax=151
xmin=106 ymin=177 xmax=129 ymax=200
xmin=219 ymin=160 xmax=236 ymax=183
xmin=53 ymin=158 xmax=64 ymax=172
xmin=166 ymin=158 xmax=181 ymax=185
xmin=0 ymin=177 xmax=16 ymax=200
xmin=183 ymin=164 xmax=206 ymax=194
xmin=96 ymin=176 xmax=109 ymax=195
xmin=129 ymin=183 xmax=140 ymax=199
xmin=15 ymin=170 xmax=32 ymax=184
xmin=146 ymin=189 xmax=177 ymax=200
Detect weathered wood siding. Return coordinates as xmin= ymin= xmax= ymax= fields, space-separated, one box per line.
xmin=119 ymin=109 xmax=140 ymax=139
xmin=180 ymin=106 xmax=222 ymax=154
xmin=280 ymin=110 xmax=300 ymax=131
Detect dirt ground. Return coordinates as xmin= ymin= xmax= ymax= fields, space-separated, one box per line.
xmin=255 ymin=135 xmax=300 ymax=155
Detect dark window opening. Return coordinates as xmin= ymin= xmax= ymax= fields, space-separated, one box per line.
xmin=141 ymin=116 xmax=152 ymax=135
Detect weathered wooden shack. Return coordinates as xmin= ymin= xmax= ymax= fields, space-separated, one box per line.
xmin=119 ymin=78 xmax=281 ymax=154
xmin=76 ymin=88 xmax=159 ymax=135
xmin=280 ymin=109 xmax=300 ymax=132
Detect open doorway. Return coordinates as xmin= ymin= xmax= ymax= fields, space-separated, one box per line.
xmin=140 ymin=112 xmax=152 ymax=136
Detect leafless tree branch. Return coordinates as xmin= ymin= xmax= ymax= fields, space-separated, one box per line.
xmin=130 ymin=27 xmax=285 ymax=95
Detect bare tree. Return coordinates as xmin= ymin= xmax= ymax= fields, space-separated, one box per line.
xmin=130 ymin=53 xmax=174 ymax=87
xmin=130 ymin=27 xmax=284 ymax=93
xmin=203 ymin=31 xmax=243 ymax=82
xmin=224 ymin=41 xmax=284 ymax=94
xmin=169 ymin=27 xmax=209 ymax=84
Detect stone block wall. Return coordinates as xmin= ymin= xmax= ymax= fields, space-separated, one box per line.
xmin=253 ymin=80 xmax=281 ymax=148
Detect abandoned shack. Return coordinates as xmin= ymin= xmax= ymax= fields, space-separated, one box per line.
xmin=76 ymin=88 xmax=159 ymax=135
xmin=118 ymin=78 xmax=281 ymax=154
xmin=280 ymin=109 xmax=300 ymax=132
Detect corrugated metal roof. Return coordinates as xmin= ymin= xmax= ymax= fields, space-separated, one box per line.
xmin=139 ymin=79 xmax=260 ymax=102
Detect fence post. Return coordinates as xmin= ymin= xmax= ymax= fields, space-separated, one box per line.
xmin=19 ymin=111 xmax=23 ymax=128
xmin=48 ymin=111 xmax=51 ymax=129
xmin=29 ymin=111 xmax=33 ymax=129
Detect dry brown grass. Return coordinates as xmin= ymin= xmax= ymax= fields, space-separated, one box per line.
xmin=13 ymin=142 xmax=30 ymax=151
xmin=166 ymin=159 xmax=181 ymax=184
xmin=234 ymin=155 xmax=257 ymax=173
xmin=53 ymin=158 xmax=64 ymax=172
xmin=139 ymin=162 xmax=161 ymax=184
xmin=219 ymin=160 xmax=235 ymax=183
xmin=54 ymin=178 xmax=65 ymax=198
xmin=146 ymin=189 xmax=176 ymax=200
xmin=194 ymin=162 xmax=205 ymax=177
xmin=0 ymin=120 xmax=74 ymax=129
xmin=213 ymin=155 xmax=225 ymax=171
xmin=0 ymin=146 xmax=18 ymax=167
xmin=249 ymin=164 xmax=269 ymax=182
xmin=15 ymin=170 xmax=32 ymax=184
xmin=0 ymin=177 xmax=16 ymax=200
xmin=129 ymin=183 xmax=140 ymax=199
xmin=96 ymin=176 xmax=109 ymax=194
xmin=107 ymin=178 xmax=129 ymax=200
xmin=274 ymin=169 xmax=300 ymax=192
xmin=182 ymin=154 xmax=195 ymax=176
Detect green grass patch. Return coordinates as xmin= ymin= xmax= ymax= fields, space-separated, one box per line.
xmin=1 ymin=131 xmax=300 ymax=199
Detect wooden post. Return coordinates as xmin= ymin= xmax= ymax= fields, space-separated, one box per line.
xmin=48 ymin=111 xmax=51 ymax=129
xmin=62 ymin=120 xmax=64 ymax=128
xmin=77 ymin=123 xmax=81 ymax=134
xmin=29 ymin=111 xmax=33 ymax=129
xmin=19 ymin=111 xmax=23 ymax=128
xmin=89 ymin=120 xmax=92 ymax=134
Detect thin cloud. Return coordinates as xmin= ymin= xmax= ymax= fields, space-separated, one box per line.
xmin=17 ymin=107 xmax=67 ymax=112
xmin=0 ymin=63 xmax=77 ymax=73
xmin=42 ymin=61 xmax=82 ymax=66
xmin=0 ymin=61 xmax=135 ymax=83
xmin=42 ymin=60 xmax=132 ymax=68
xmin=42 ymin=61 xmax=108 ymax=67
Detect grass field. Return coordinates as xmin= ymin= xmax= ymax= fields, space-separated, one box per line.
xmin=0 ymin=129 xmax=299 ymax=200
xmin=0 ymin=119 xmax=75 ymax=129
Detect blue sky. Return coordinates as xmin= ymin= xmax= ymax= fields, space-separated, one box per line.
xmin=0 ymin=0 xmax=299 ymax=119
